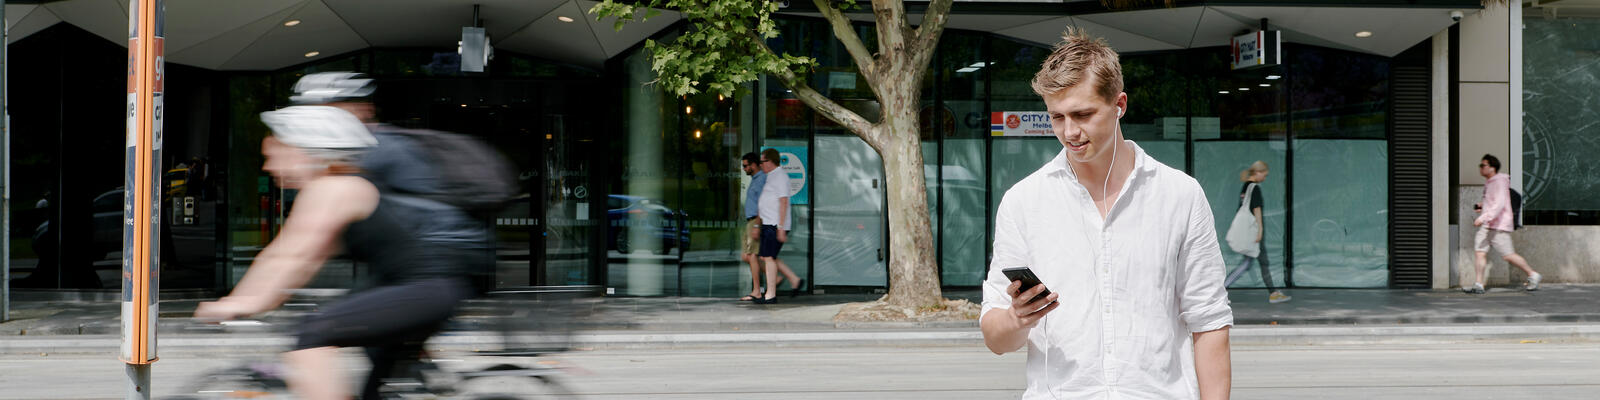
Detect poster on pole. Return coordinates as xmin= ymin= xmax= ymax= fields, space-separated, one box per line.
xmin=121 ymin=0 xmax=163 ymax=365
xmin=761 ymin=146 xmax=808 ymax=205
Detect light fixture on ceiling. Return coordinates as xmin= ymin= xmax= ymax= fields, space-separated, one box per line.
xmin=695 ymin=130 xmax=703 ymax=139
xmin=1266 ymin=75 xmax=1282 ymax=80
xmin=1218 ymin=91 xmax=1230 ymax=94
xmin=284 ymin=20 xmax=301 ymax=27
xmin=303 ymin=51 xmax=320 ymax=58
xmin=1238 ymin=87 xmax=1250 ymax=91
xmin=558 ymin=16 xmax=575 ymax=23
xmin=686 ymin=106 xmax=693 ymax=114
xmin=1259 ymin=83 xmax=1271 ymax=87
xmin=1355 ymin=31 xmax=1373 ymax=38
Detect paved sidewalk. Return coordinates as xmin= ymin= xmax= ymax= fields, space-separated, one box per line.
xmin=4 ymin=285 xmax=1600 ymax=352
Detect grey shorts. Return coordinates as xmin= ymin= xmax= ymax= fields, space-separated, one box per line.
xmin=1474 ymin=227 xmax=1516 ymax=255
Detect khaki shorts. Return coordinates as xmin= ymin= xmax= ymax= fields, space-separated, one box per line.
xmin=742 ymin=218 xmax=762 ymax=255
xmin=1474 ymin=227 xmax=1516 ymax=255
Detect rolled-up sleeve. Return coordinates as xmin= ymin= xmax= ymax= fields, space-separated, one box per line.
xmin=982 ymin=194 xmax=1030 ymax=320
xmin=1176 ymin=185 xmax=1233 ymax=333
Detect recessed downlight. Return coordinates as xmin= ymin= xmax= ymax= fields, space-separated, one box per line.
xmin=303 ymin=51 xmax=320 ymax=58
xmin=284 ymin=20 xmax=301 ymax=27
xmin=558 ymin=16 xmax=575 ymax=23
xmin=1355 ymin=31 xmax=1373 ymax=38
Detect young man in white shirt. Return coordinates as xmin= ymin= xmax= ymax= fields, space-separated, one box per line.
xmin=980 ymin=29 xmax=1234 ymax=400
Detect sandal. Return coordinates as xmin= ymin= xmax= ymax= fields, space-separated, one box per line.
xmin=739 ymin=294 xmax=758 ymax=301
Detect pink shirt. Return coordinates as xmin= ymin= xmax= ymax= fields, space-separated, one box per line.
xmin=1476 ymin=173 xmax=1514 ymax=232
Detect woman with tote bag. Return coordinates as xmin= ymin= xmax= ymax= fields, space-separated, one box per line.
xmin=1224 ymin=161 xmax=1291 ymax=304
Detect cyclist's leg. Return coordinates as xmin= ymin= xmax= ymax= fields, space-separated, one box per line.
xmin=284 ymin=346 xmax=346 ymax=400
xmin=295 ymin=278 xmax=473 ymax=398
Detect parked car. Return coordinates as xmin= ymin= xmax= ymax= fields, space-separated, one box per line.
xmin=606 ymin=195 xmax=689 ymax=255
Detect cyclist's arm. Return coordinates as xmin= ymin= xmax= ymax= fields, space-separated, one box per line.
xmin=221 ymin=176 xmax=378 ymax=314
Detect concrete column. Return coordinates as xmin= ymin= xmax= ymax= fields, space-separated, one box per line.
xmin=1431 ymin=30 xmax=1450 ymax=289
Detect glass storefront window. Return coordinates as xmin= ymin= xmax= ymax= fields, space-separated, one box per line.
xmin=1288 ymin=46 xmax=1391 ymax=288
xmin=1523 ymin=17 xmax=1600 ymax=213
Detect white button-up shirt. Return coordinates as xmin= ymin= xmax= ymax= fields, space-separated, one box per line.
xmin=982 ymin=141 xmax=1233 ymax=400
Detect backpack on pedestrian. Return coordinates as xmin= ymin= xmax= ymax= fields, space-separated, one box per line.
xmin=1509 ymin=187 xmax=1523 ymax=230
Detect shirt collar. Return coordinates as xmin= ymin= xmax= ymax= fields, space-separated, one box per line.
xmin=1045 ymin=140 xmax=1154 ymax=183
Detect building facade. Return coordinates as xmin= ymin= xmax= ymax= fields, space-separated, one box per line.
xmin=6 ymin=0 xmax=1594 ymax=298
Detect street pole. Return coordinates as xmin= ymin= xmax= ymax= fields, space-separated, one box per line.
xmin=123 ymin=1 xmax=163 ymax=398
xmin=2 ymin=0 xmax=11 ymax=325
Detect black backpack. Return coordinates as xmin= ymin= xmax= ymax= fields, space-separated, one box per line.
xmin=1509 ymin=188 xmax=1523 ymax=230
xmin=368 ymin=126 xmax=518 ymax=218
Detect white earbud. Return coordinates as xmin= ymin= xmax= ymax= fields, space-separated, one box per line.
xmin=1117 ymin=106 xmax=1124 ymax=118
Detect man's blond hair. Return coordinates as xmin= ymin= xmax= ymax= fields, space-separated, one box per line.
xmin=1031 ymin=28 xmax=1123 ymax=102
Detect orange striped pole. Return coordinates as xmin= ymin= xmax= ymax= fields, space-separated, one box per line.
xmin=122 ymin=0 xmax=162 ymax=398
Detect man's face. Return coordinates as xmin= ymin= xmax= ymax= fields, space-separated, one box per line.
xmin=1479 ymin=160 xmax=1495 ymax=178
xmin=741 ymin=160 xmax=757 ymax=176
xmin=1042 ymin=75 xmax=1127 ymax=165
xmin=760 ymin=156 xmax=779 ymax=173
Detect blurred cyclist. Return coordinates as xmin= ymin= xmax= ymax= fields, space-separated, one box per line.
xmin=196 ymin=73 xmax=492 ymax=400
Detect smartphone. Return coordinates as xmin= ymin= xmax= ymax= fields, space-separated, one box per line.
xmin=1001 ymin=266 xmax=1053 ymax=305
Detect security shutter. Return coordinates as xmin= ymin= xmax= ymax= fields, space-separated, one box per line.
xmin=1389 ymin=43 xmax=1432 ymax=288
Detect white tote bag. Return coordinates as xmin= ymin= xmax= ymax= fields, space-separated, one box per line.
xmin=1225 ymin=183 xmax=1261 ymax=258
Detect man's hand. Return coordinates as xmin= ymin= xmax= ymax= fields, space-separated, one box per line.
xmin=777 ymin=229 xmax=788 ymax=243
xmin=982 ymin=279 xmax=1060 ymax=354
xmin=1006 ymin=280 xmax=1059 ymax=329
xmin=1473 ymin=219 xmax=1483 ymax=227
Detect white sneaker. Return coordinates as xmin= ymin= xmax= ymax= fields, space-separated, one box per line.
xmin=1268 ymin=292 xmax=1292 ymax=303
xmin=1465 ymin=283 xmax=1486 ymax=294
xmin=1526 ymin=273 xmax=1542 ymax=291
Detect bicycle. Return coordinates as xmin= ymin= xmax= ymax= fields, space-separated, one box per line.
xmin=170 ymin=286 xmax=597 ymax=399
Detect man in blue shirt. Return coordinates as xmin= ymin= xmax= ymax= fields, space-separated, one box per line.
xmin=740 ymin=152 xmax=767 ymax=301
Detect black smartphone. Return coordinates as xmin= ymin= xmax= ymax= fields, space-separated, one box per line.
xmin=1001 ymin=266 xmax=1053 ymax=305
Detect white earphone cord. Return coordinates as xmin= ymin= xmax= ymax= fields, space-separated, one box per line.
xmin=1044 ymin=108 xmax=1119 ymax=400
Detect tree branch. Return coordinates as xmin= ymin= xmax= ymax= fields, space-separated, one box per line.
xmin=872 ymin=0 xmax=908 ymax=62
xmin=814 ymin=0 xmax=878 ymax=87
xmin=911 ymin=0 xmax=954 ymax=72
xmin=741 ymin=30 xmax=882 ymax=151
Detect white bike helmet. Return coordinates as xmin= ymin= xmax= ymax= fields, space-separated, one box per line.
xmin=289 ymin=72 xmax=375 ymax=105
xmin=260 ymin=105 xmax=378 ymax=153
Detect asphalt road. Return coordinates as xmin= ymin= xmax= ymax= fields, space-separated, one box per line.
xmin=2 ymin=342 xmax=1598 ymax=399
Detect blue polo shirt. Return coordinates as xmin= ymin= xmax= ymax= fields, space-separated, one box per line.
xmin=745 ymin=171 xmax=766 ymax=219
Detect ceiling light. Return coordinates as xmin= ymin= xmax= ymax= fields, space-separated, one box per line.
xmin=1259 ymin=83 xmax=1271 ymax=87
xmin=1218 ymin=91 xmax=1230 ymax=94
xmin=461 ymin=104 xmax=468 ymax=108
xmin=284 ymin=20 xmax=301 ymax=27
xmin=694 ymin=130 xmax=703 ymax=139
xmin=303 ymin=51 xmax=320 ymax=58
xmin=956 ymin=68 xmax=978 ymax=73
xmin=1238 ymin=87 xmax=1250 ymax=91
xmin=685 ymin=106 xmax=693 ymax=114
xmin=1266 ymin=75 xmax=1282 ymax=80
xmin=558 ymin=16 xmax=575 ymax=23
xmin=1355 ymin=31 xmax=1373 ymax=38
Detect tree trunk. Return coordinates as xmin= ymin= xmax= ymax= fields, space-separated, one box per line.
xmin=876 ymin=86 xmax=942 ymax=309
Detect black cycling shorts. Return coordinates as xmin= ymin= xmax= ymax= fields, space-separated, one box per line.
xmin=295 ymin=277 xmax=472 ymax=350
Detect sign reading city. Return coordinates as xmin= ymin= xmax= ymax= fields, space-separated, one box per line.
xmin=990 ymin=111 xmax=1053 ymax=137
xmin=1231 ymin=30 xmax=1281 ymax=70
xmin=761 ymin=146 xmax=809 ymax=205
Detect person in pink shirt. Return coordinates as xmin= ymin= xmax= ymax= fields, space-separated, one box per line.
xmin=1465 ymin=154 xmax=1542 ymax=294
